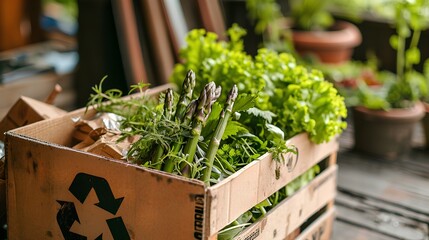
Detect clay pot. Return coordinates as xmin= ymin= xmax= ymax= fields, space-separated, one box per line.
xmin=292 ymin=21 xmax=362 ymax=64
xmin=353 ymin=102 xmax=425 ymax=159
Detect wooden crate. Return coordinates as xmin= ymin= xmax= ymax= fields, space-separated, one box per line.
xmin=230 ymin=163 xmax=337 ymax=240
xmin=5 ymin=91 xmax=338 ymax=240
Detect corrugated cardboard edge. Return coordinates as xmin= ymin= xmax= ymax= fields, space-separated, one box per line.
xmin=6 ymin=130 xmax=206 ymax=185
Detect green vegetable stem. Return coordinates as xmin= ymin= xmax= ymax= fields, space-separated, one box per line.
xmin=152 ymin=88 xmax=174 ymax=169
xmin=175 ymin=70 xmax=196 ymax=120
xmin=181 ymin=82 xmax=221 ymax=177
xmin=201 ymin=85 xmax=238 ymax=185
xmin=163 ymin=70 xmax=197 ymax=172
xmin=163 ymin=100 xmax=198 ymax=173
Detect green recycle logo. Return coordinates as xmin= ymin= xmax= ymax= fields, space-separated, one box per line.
xmin=56 ymin=173 xmax=130 ymax=240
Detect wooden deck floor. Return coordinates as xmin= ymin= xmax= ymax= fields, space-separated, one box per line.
xmin=332 ymin=122 xmax=429 ymax=240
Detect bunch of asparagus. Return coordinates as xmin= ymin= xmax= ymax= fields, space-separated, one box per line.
xmin=131 ymin=70 xmax=238 ymax=185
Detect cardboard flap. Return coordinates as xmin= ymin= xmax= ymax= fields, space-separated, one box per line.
xmin=0 ymin=97 xmax=66 ymax=141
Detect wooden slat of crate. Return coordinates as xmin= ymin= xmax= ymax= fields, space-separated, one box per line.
xmin=230 ymin=165 xmax=337 ymax=240
xmin=257 ymin=135 xmax=338 ymax=203
xmin=206 ymin=134 xmax=338 ymax=235
xmin=296 ymin=207 xmax=335 ymax=240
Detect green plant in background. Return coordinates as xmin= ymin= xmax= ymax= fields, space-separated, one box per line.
xmin=289 ymin=0 xmax=333 ymax=31
xmin=245 ymin=0 xmax=295 ymax=52
xmin=245 ymin=0 xmax=363 ymax=39
xmin=246 ymin=0 xmax=282 ymax=35
xmin=289 ymin=0 xmax=362 ymax=31
xmin=356 ymin=0 xmax=429 ymax=109
xmin=171 ymin=26 xmax=347 ymax=144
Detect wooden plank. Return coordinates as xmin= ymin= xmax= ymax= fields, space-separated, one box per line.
xmin=337 ymin=189 xmax=429 ymax=224
xmin=337 ymin=150 xmax=429 ymax=216
xmin=333 ymin=220 xmax=394 ymax=240
xmin=197 ymin=0 xmax=226 ymax=40
xmin=111 ymin=0 xmax=148 ymax=84
xmin=335 ymin=117 xmax=429 ymax=239
xmin=228 ymin=161 xmax=260 ymax=224
xmin=206 ymin=133 xmax=338 ymax=235
xmin=335 ymin=189 xmax=429 ymax=240
xmin=205 ymin=179 xmax=231 ymax=237
xmin=296 ymin=208 xmax=335 ymax=240
xmin=231 ymin=165 xmax=337 ymax=240
xmin=141 ymin=0 xmax=175 ymax=84
xmin=336 ymin=204 xmax=427 ymax=240
xmin=161 ymin=0 xmax=189 ymax=58
xmin=257 ymin=135 xmax=337 ymax=203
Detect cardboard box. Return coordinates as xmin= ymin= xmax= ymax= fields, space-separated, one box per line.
xmin=0 ymin=95 xmax=67 ymax=233
xmin=0 ymin=96 xmax=66 ymax=142
xmin=5 ymin=96 xmax=338 ymax=240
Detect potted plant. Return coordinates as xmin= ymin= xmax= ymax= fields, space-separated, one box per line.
xmin=352 ymin=0 xmax=429 ymax=159
xmin=245 ymin=0 xmax=363 ymax=64
xmin=288 ymin=0 xmax=363 ymax=63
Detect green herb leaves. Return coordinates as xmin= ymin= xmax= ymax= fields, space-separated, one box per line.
xmin=172 ymin=28 xmax=347 ymax=144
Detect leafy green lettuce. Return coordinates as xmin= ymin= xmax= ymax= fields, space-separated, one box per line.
xmin=171 ymin=26 xmax=347 ymax=143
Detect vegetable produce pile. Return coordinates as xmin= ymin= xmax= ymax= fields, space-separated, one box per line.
xmin=82 ymin=72 xmax=294 ymax=186
xmin=171 ymin=25 xmax=347 ymax=144
xmin=75 ymin=26 xmax=346 ymax=239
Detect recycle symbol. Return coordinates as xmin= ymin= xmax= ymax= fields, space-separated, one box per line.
xmin=56 ymin=173 xmax=130 ymax=240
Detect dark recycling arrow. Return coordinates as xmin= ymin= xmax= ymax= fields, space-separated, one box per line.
xmin=56 ymin=201 xmax=87 ymax=240
xmin=68 ymin=173 xmax=124 ymax=215
xmin=107 ymin=217 xmax=130 ymax=240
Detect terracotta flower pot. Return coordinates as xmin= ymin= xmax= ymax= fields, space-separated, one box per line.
xmin=353 ymin=102 xmax=425 ymax=159
xmin=292 ymin=21 xmax=362 ymax=64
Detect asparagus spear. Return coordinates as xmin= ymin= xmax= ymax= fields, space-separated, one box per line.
xmin=175 ymin=70 xmax=196 ymax=120
xmin=163 ymin=100 xmax=197 ymax=173
xmin=162 ymin=71 xmax=196 ymax=172
xmin=201 ymin=85 xmax=238 ymax=185
xmin=181 ymin=82 xmax=221 ymax=177
xmin=152 ymin=88 xmax=174 ymax=169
